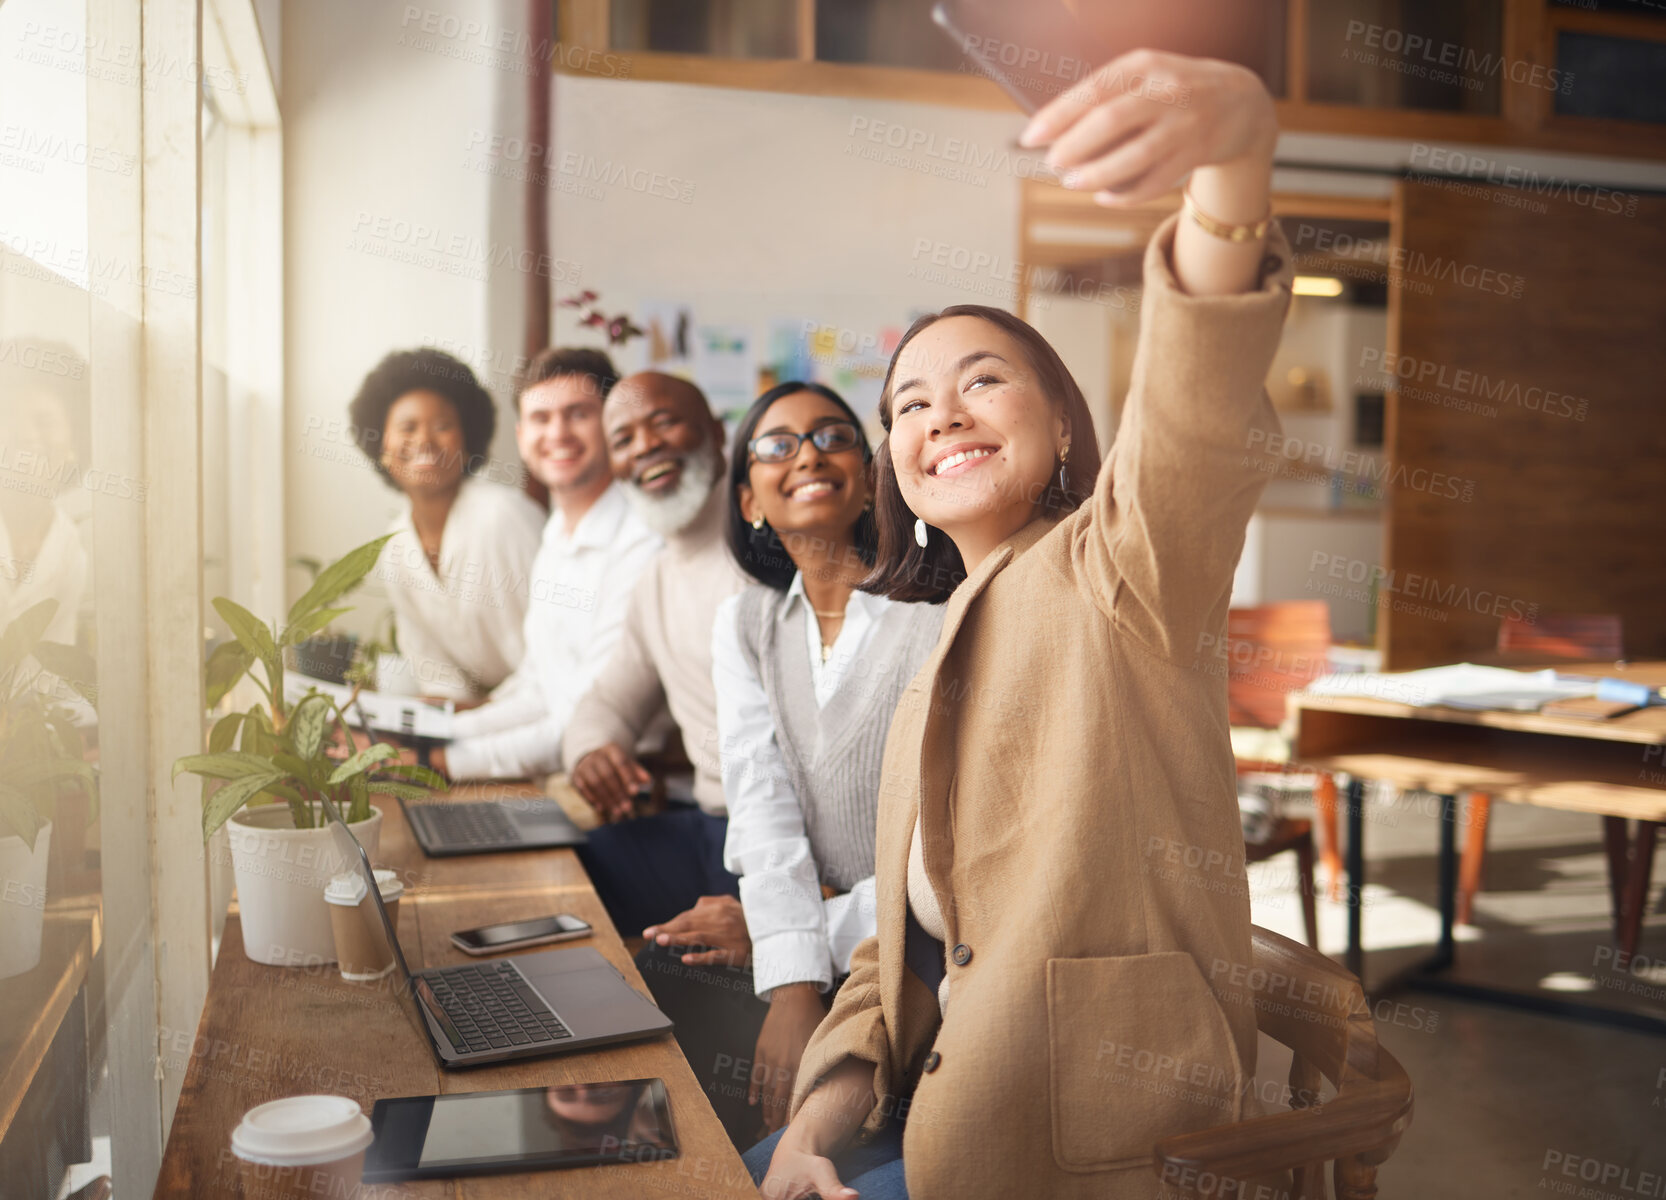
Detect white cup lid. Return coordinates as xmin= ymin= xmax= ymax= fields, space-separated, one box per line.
xmin=323 ymin=872 xmax=366 ymax=907
xmin=230 ymin=1095 xmax=373 ymax=1166
xmin=325 ymin=869 xmax=403 ymax=906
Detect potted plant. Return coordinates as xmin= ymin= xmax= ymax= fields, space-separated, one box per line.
xmin=177 ymin=535 xmax=444 ymax=967
xmin=0 ymin=599 xmax=97 ymax=980
xmin=283 ymin=554 xmax=362 ymax=683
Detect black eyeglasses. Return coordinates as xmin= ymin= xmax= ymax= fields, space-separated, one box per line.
xmin=747 ymin=421 xmax=862 ymax=465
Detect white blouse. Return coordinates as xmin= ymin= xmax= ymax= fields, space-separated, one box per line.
xmin=712 ymin=574 xmax=898 ymax=999
xmin=376 ymin=476 xmax=544 ymax=701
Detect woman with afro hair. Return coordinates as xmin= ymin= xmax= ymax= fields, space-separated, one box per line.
xmin=348 ymin=347 xmax=543 ymax=702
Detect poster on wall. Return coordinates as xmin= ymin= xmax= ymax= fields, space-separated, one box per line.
xmin=692 ymin=325 xmax=755 ymax=424
xmin=772 ymin=318 xmax=900 ymax=429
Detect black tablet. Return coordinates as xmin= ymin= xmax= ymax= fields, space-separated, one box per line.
xmin=362 ymin=1078 xmax=678 ymax=1182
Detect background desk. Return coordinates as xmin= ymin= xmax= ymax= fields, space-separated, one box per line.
xmin=153 ymin=787 xmax=758 ymax=1198
xmin=1289 ymin=660 xmax=1666 ymax=1033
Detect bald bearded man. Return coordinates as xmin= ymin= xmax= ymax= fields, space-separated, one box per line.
xmin=562 ymin=372 xmax=749 ymax=934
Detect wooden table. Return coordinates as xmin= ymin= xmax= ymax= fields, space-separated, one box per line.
xmin=153 ymin=786 xmax=758 ymax=1198
xmin=1289 ymin=660 xmax=1666 ymax=1035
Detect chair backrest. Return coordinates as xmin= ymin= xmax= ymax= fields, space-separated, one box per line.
xmin=1226 ymin=602 xmax=1333 ymax=729
xmin=1154 ymin=927 xmax=1414 ymax=1199
xmin=1498 ymin=612 xmax=1623 ymax=661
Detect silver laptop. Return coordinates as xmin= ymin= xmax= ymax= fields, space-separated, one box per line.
xmin=324 ymin=803 xmax=671 ymax=1068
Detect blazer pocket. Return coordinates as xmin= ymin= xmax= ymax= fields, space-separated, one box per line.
xmin=1046 ymin=953 xmax=1246 ymax=1173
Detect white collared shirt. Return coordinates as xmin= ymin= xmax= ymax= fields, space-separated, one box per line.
xmin=445 ymin=483 xmax=661 ymax=780
xmin=378 ymin=477 xmax=545 ymax=701
xmin=712 ymin=575 xmax=894 ymax=999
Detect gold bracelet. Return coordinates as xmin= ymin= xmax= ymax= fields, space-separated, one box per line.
xmin=1182 ymin=181 xmax=1271 ymax=243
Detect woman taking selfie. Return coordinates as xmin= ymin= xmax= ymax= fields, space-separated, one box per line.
xmin=754 ymin=51 xmax=1292 ymax=1200
xmin=638 ymin=382 xmax=942 ymax=1148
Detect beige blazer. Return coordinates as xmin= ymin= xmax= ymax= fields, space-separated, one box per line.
xmin=791 ymin=214 xmax=1294 ymax=1199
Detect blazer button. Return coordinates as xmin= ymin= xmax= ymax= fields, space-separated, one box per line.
xmin=951 ymin=943 xmax=972 ymax=966
xmin=923 ymin=1051 xmax=941 ymax=1073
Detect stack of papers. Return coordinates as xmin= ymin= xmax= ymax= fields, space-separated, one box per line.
xmin=1304 ymin=664 xmax=1596 ymax=712
xmin=282 ymin=673 xmax=455 ymax=741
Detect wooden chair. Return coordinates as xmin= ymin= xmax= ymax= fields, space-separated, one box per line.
xmin=1227 ymin=603 xmax=1340 ymax=932
xmin=1458 ymin=614 xmax=1625 ymax=927
xmin=1152 ymin=926 xmax=1414 ymax=1200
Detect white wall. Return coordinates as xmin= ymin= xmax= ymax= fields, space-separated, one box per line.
xmin=282 ymin=0 xmax=527 ymax=631
xmin=544 ymin=74 xmax=1026 ymax=423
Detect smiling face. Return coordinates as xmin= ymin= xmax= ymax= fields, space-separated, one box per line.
xmin=885 ymin=315 xmax=1068 ymax=549
xmin=604 ymin=372 xmax=724 ymax=536
xmin=516 ymin=373 xmax=609 ymax=500
xmin=381 ymin=389 xmax=468 ymax=498
xmin=738 ymin=389 xmax=868 ymax=547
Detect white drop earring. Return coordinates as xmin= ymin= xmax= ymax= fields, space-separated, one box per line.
xmin=914 ymin=517 xmax=928 ymax=548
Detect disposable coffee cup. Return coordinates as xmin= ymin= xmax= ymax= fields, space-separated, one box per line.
xmin=230 ymin=1094 xmax=373 ymax=1200
xmin=325 ymin=869 xmax=403 ymax=981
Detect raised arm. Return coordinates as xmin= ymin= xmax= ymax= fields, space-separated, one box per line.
xmin=1022 ymin=52 xmax=1291 ymax=659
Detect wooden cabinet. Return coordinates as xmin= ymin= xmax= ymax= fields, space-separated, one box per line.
xmin=558 ymin=0 xmax=1666 ymax=159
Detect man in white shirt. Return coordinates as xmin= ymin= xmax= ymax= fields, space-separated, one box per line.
xmin=432 ymin=348 xmax=660 ymax=781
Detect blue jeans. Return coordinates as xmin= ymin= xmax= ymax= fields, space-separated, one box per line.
xmin=743 ymin=1123 xmax=909 ymax=1200
xmin=575 ymin=803 xmax=739 ymax=936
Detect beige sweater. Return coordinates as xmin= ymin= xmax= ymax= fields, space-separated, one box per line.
xmin=791 ymin=213 xmax=1294 ymax=1199
xmin=561 ymin=483 xmax=746 ymax=814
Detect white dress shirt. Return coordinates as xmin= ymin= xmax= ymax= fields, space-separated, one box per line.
xmin=714 ymin=574 xmax=897 ymax=999
xmin=377 ymin=477 xmax=544 ymax=701
xmin=445 ymin=482 xmax=662 ymax=780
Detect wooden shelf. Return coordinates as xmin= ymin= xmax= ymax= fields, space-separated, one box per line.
xmin=0 ymin=898 xmax=103 ymax=1138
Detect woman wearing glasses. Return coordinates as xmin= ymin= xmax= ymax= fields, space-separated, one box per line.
xmin=635 ymin=382 xmax=941 ymax=1150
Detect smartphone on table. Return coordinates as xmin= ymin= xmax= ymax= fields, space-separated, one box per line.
xmin=451 ymin=913 xmax=592 ymax=955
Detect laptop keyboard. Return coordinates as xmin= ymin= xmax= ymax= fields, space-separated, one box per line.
xmin=417 ymin=803 xmax=518 ymax=848
xmin=427 ymin=961 xmax=572 ymax=1054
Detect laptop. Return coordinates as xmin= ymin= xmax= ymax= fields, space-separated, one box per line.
xmin=400 ymin=793 xmax=589 ymax=857
xmin=323 ymin=804 xmax=672 ymax=1067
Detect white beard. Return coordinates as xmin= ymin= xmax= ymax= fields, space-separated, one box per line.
xmin=623 ymin=447 xmax=721 ymax=537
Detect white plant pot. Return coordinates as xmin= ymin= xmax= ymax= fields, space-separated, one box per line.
xmin=225 ymin=805 xmax=381 ymax=967
xmin=0 ymin=822 xmax=51 ymax=981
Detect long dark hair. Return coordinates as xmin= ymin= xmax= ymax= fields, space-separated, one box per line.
xmin=725 ymin=381 xmax=878 ymax=591
xmin=862 ymin=305 xmax=1101 ymax=604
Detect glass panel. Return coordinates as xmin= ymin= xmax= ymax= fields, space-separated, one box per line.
xmin=1554 ymin=31 xmax=1666 ymax=123
xmin=1307 ymin=0 xmax=1504 ymax=114
xmin=610 ymin=0 xmax=799 ymax=59
xmin=1551 ymin=0 xmax=1666 ymax=17
xmin=0 ymin=1 xmax=113 ymax=1195
xmin=815 ymin=0 xmax=964 ymax=71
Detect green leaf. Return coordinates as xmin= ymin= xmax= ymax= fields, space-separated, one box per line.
xmin=286 ymin=534 xmax=395 ymax=627
xmin=364 ymin=780 xmax=433 ymax=802
xmin=173 ymin=751 xmax=280 ymax=784
xmin=28 ymin=641 xmax=98 ymax=706
xmin=213 ymin=597 xmax=281 ymax=694
xmin=0 ymin=782 xmax=45 ymax=849
xmin=327 ymin=742 xmax=396 ymax=784
xmin=271 ymin=750 xmax=321 ymax=787
xmin=380 ymin=761 xmax=447 ymax=790
xmin=282 ymin=606 xmax=352 ymax=648
xmin=200 ymin=769 xmax=286 ymax=840
xmin=288 ymin=693 xmax=334 ymax=761
xmin=10 ymin=757 xmax=96 ymax=791
xmin=205 ymin=640 xmax=255 ymax=709
xmin=208 ymin=711 xmax=244 ymax=754
xmin=0 ymin=599 xmax=58 ymax=675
